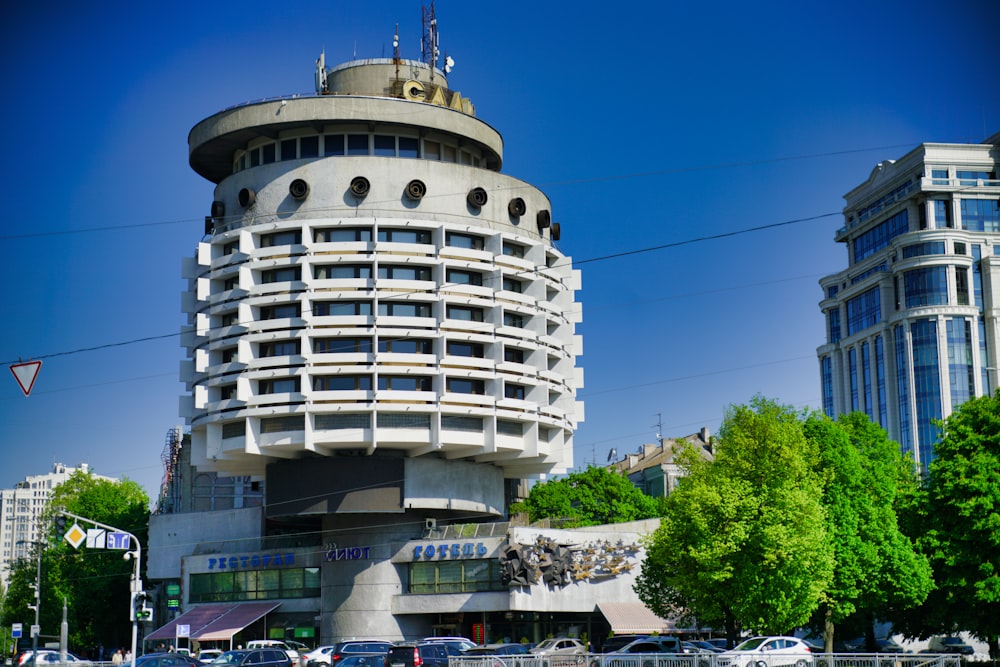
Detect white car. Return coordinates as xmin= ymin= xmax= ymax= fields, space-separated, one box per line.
xmin=530 ymin=638 xmax=587 ymax=656
xmin=246 ymin=640 xmax=300 ymax=662
xmin=198 ymin=651 xmax=225 ymax=662
xmin=717 ymin=637 xmax=813 ymax=667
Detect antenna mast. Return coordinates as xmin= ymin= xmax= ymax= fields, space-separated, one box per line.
xmin=421 ymin=1 xmax=439 ymax=80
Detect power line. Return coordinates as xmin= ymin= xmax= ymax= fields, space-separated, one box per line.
xmin=1 ymin=210 xmax=834 ymax=366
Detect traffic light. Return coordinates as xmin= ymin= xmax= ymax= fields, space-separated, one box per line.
xmin=131 ymin=591 xmax=153 ymax=624
xmin=53 ymin=515 xmax=67 ymax=541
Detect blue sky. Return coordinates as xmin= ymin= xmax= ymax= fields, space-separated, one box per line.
xmin=1 ymin=0 xmax=998 ymax=501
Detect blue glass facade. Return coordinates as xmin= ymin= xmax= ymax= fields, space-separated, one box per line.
xmin=827 ymin=308 xmax=841 ymax=344
xmin=821 ymin=356 xmax=834 ymax=418
xmin=904 ymin=267 xmax=949 ymax=307
xmin=960 ymin=199 xmax=1000 ymax=232
xmin=894 ymin=324 xmax=913 ymax=458
xmin=911 ymin=319 xmax=942 ymax=469
xmin=862 ymin=341 xmax=873 ymax=419
xmin=853 ymin=210 xmax=909 ymax=262
xmin=947 ymin=317 xmax=974 ymax=409
xmin=875 ymin=335 xmax=887 ymax=427
xmin=847 ymin=287 xmax=881 ymax=335
xmin=849 ymin=347 xmax=859 ymax=412
xmin=980 ymin=319 xmax=991 ymax=396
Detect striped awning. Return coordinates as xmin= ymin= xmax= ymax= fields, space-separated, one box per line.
xmin=596 ymin=602 xmax=675 ymax=634
xmin=145 ymin=602 xmax=281 ymax=642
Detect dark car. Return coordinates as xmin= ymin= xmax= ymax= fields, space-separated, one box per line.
xmin=211 ymin=649 xmax=293 ymax=667
xmin=311 ymin=642 xmax=393 ymax=667
xmin=609 ymin=638 xmax=682 ymax=655
xmin=462 ymin=645 xmax=529 ymax=656
xmin=336 ymin=656 xmax=387 ymax=667
xmin=136 ymin=653 xmax=205 ymax=667
xmin=600 ymin=637 xmax=649 ymax=654
xmin=387 ymin=643 xmax=456 ymax=667
xmin=874 ymin=640 xmax=905 ymax=654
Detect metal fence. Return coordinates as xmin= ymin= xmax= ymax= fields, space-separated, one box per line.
xmin=450 ymin=654 xmax=965 ymax=667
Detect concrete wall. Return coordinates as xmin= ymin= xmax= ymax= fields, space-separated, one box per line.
xmin=148 ymin=506 xmax=262 ymax=579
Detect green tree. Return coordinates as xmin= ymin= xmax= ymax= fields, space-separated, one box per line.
xmin=902 ymin=395 xmax=1000 ymax=657
xmin=634 ymin=397 xmax=833 ymax=645
xmin=0 ymin=471 xmax=149 ymax=656
xmin=803 ymin=413 xmax=931 ymax=652
xmin=510 ymin=465 xmax=659 ymax=527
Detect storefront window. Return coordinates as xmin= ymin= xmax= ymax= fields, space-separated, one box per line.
xmin=189 ymin=567 xmax=320 ymax=602
xmin=408 ymin=560 xmax=504 ymax=594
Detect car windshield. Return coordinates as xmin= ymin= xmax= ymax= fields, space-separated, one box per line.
xmin=535 ymin=641 xmax=558 ymax=650
xmin=733 ymin=639 xmax=767 ymax=651
xmin=942 ymin=639 xmax=962 ymax=645
xmin=213 ymin=652 xmax=247 ymax=664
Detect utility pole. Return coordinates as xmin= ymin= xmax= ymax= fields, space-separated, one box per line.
xmin=26 ymin=543 xmax=41 ymax=667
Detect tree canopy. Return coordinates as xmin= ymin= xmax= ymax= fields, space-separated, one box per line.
xmin=897 ymin=394 xmax=1000 ymax=656
xmin=803 ymin=412 xmax=931 ymax=651
xmin=0 ymin=471 xmax=149 ymax=657
xmin=510 ymin=465 xmax=660 ymax=527
xmin=635 ymin=397 xmax=833 ymax=642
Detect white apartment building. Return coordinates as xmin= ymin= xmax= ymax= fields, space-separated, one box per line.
xmin=818 ymin=132 xmax=1000 ymax=470
xmin=0 ymin=463 xmax=112 ymax=587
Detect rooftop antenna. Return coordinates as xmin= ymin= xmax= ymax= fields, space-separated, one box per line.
xmin=654 ymin=413 xmax=663 ymax=445
xmin=421 ymin=1 xmax=438 ymax=80
xmin=393 ymin=23 xmax=400 ymax=80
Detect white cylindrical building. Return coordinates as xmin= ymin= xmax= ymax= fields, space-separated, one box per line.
xmin=178 ymin=56 xmax=584 ymax=638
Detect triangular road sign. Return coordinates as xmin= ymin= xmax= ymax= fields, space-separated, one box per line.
xmin=10 ymin=361 xmax=42 ymax=397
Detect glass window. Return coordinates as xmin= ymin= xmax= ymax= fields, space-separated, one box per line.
xmin=324 ymin=134 xmax=345 ymax=156
xmin=378 ymin=228 xmax=432 ymax=244
xmin=313 ymin=337 xmax=372 ymax=353
xmin=954 ymin=241 xmax=966 ymax=255
xmin=504 ymin=347 xmax=525 ymax=363
xmin=502 ymin=242 xmax=526 ymax=258
xmin=447 ymin=269 xmax=483 ymax=286
xmin=347 ymin=134 xmax=369 ymax=155
xmin=821 ymin=356 xmax=834 ymax=418
xmin=280 ymin=138 xmax=297 ymax=161
xmin=261 ymin=230 xmax=302 ymax=247
xmin=911 ymin=318 xmax=942 ymax=470
xmin=894 ymin=324 xmax=913 ymax=457
xmin=378 ymin=302 xmax=432 ymax=317
xmin=315 ymin=413 xmax=371 ymax=430
xmin=441 ymin=415 xmax=482 ymax=431
xmin=447 ymin=305 xmax=484 ymax=322
xmin=503 ymin=312 xmax=526 ymax=328
xmin=374 ymin=135 xmax=395 ymax=156
xmin=424 ymin=140 xmax=441 ymax=160
xmin=314 ymin=301 xmax=372 ymax=316
xmin=446 ymin=232 xmax=484 ymax=250
xmin=261 ymin=267 xmax=301 ymax=283
xmin=447 ymin=378 xmax=485 ymax=394
xmin=931 ymin=168 xmax=949 ymax=185
xmin=300 ymin=136 xmax=319 ymax=158
xmin=827 ymin=308 xmax=841 ymax=344
xmin=442 ymin=144 xmax=457 ymax=163
xmin=260 ymin=303 xmax=301 ymax=319
xmin=259 ymin=340 xmax=300 ymax=357
xmin=379 ymin=338 xmax=432 ymax=353
xmin=960 ymin=199 xmax=1000 ymax=232
xmin=947 ymin=318 xmax=974 ymax=409
xmin=315 ymin=227 xmax=371 ymax=242
xmin=261 ymin=143 xmax=275 ymax=164
xmin=901 ymin=241 xmax=946 ymax=259
xmin=957 ymin=170 xmax=994 ymax=185
xmin=379 ymin=265 xmax=431 ymax=280
xmin=446 ymin=341 xmax=484 ymax=357
xmin=261 ymin=415 xmax=305 ymax=433
xmin=846 ymin=287 xmax=881 ymax=335
xmin=853 ymin=210 xmax=908 ymax=262
xmin=313 ymin=375 xmax=371 ymax=391
xmin=259 ymin=377 xmax=299 ymax=394
xmin=250 ymin=148 xmax=261 ymax=168
xmin=399 ymin=137 xmax=419 ymax=158
xmin=934 ymin=200 xmax=952 ymax=228
xmin=904 ymin=267 xmax=949 ymax=307
xmin=502 ymin=277 xmax=523 ymax=293
xmin=378 ymin=376 xmax=432 ymax=391
xmin=314 ymin=264 xmax=371 ymax=279
xmin=956 ymin=267 xmax=970 ymax=306
xmin=504 ymin=383 xmax=526 ymax=399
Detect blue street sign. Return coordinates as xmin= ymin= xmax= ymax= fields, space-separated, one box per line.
xmin=107 ymin=532 xmax=131 ymax=550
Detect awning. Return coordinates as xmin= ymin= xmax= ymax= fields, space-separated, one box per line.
xmin=596 ymin=602 xmax=677 ymax=634
xmin=145 ymin=602 xmax=281 ymax=642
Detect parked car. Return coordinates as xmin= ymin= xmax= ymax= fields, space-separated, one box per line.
xmin=18 ymin=651 xmax=92 ymax=667
xmin=874 ymin=640 xmax=906 ymax=654
xmin=928 ymin=637 xmax=974 ymax=655
xmin=599 ymin=636 xmax=648 ymax=653
xmin=198 ymin=651 xmax=224 ymax=663
xmin=211 ymin=649 xmax=293 ymax=667
xmin=462 ymin=645 xmax=530 ymax=656
xmin=387 ymin=642 xmax=455 ymax=667
xmin=304 ymin=647 xmax=336 ymax=667
xmin=135 ymin=653 xmax=205 ymax=667
xmin=704 ymin=640 xmax=732 ymax=651
xmin=530 ymin=638 xmax=587 ymax=656
xmin=684 ymin=641 xmax=723 ymax=654
xmin=335 ymin=656 xmax=386 ymax=667
xmin=608 ymin=638 xmax=682 ymax=655
xmin=313 ymin=642 xmax=393 ymax=667
xmin=717 ymin=636 xmax=814 ymax=667
xmin=421 ymin=638 xmax=477 ymax=653
xmin=246 ymin=641 xmax=299 ymax=662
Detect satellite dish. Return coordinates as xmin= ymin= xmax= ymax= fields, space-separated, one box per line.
xmin=444 ymin=56 xmax=455 ymax=73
